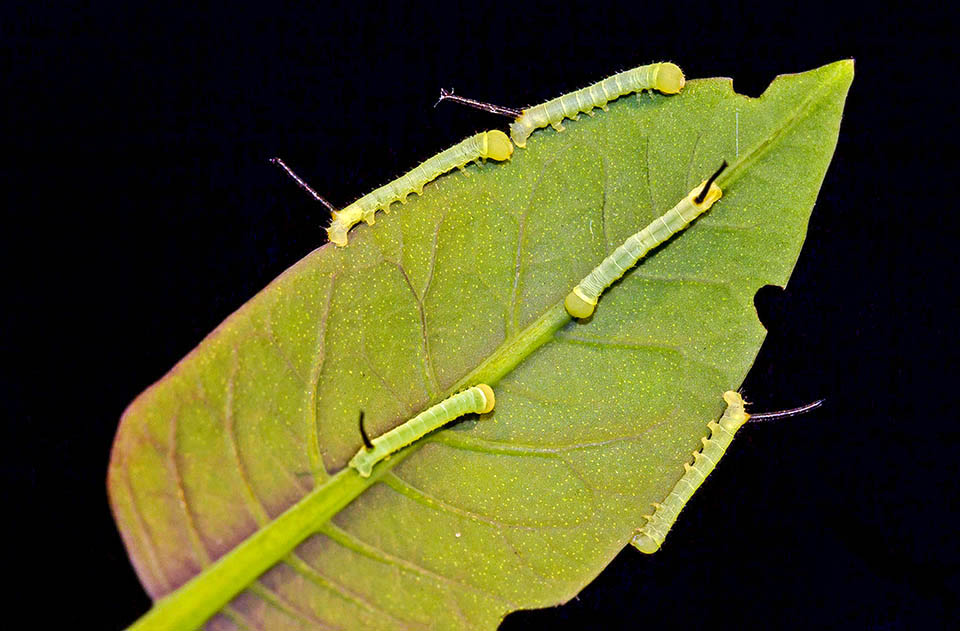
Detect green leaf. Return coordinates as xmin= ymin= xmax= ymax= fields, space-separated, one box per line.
xmin=109 ymin=60 xmax=853 ymax=630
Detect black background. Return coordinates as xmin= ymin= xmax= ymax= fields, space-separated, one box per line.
xmin=2 ymin=1 xmax=955 ymax=629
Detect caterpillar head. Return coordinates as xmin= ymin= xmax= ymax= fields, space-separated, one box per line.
xmin=654 ymin=63 xmax=686 ymax=95
xmin=720 ymin=390 xmax=750 ymax=431
xmin=564 ymin=286 xmax=597 ymax=319
xmin=484 ymin=130 xmax=514 ymax=161
xmin=477 ymin=383 xmax=496 ymax=413
xmin=327 ymin=213 xmax=349 ymax=247
xmin=631 ymin=532 xmax=660 ymax=554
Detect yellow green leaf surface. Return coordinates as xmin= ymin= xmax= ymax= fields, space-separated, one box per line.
xmin=109 ymin=60 xmax=853 ymax=630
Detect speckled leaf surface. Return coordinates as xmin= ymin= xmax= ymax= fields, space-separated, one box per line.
xmin=109 ymin=60 xmax=853 ymax=630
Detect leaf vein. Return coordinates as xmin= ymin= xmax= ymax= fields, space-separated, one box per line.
xmin=281 ymin=554 xmax=415 ymax=628
xmin=319 ymin=522 xmax=516 ymax=608
xmin=246 ymin=581 xmax=339 ymax=631
xmin=381 ymin=473 xmax=558 ymax=586
xmin=508 ymin=207 xmax=527 ymax=336
xmin=428 ymin=420 xmax=672 ymax=456
xmin=309 ymin=273 xmax=337 ymax=484
xmin=167 ymin=410 xmax=212 ymax=567
xmin=643 ymin=135 xmax=657 ymax=217
xmin=684 ymin=129 xmax=705 ymax=190
xmin=224 ymin=346 xmax=271 ymax=524
xmin=420 ymin=213 xmax=444 ymax=301
xmin=262 ymin=305 xmax=308 ymax=386
xmin=358 ymin=330 xmax=417 ymax=416
xmin=120 ymin=448 xmax=173 ymax=594
xmin=391 ymin=260 xmax=440 ymax=397
xmin=382 ymin=472 xmax=539 ymax=531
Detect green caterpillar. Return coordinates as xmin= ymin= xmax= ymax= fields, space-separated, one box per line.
xmin=564 ymin=161 xmax=726 ymax=319
xmin=348 ymin=384 xmax=496 ymax=477
xmin=327 ymin=131 xmax=513 ymax=247
xmin=509 ymin=62 xmax=685 ymax=148
xmin=632 ymin=391 xmax=750 ymax=554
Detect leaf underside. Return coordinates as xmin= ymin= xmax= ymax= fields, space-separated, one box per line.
xmin=109 ymin=60 xmax=853 ymax=630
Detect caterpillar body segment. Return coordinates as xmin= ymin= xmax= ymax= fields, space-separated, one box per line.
xmin=348 ymin=384 xmax=495 ymax=477
xmin=327 ymin=131 xmax=513 ymax=247
xmin=631 ymin=391 xmax=750 ymax=554
xmin=564 ymin=176 xmax=722 ymax=319
xmin=509 ymin=62 xmax=684 ymax=148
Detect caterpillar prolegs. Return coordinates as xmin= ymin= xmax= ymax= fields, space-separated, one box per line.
xmin=327 ymin=131 xmax=513 ymax=246
xmin=631 ymin=391 xmax=750 ymax=554
xmin=348 ymin=384 xmax=496 ymax=477
xmin=565 ymin=161 xmax=727 ymax=319
xmin=509 ymin=62 xmax=685 ymax=148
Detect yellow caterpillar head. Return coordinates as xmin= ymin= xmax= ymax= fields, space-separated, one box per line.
xmin=564 ymin=286 xmax=597 ymax=319
xmin=483 ymin=130 xmax=514 ymax=161
xmin=654 ymin=63 xmax=685 ymax=95
xmin=720 ymin=390 xmax=750 ymax=431
xmin=477 ymin=383 xmax=496 ymax=413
